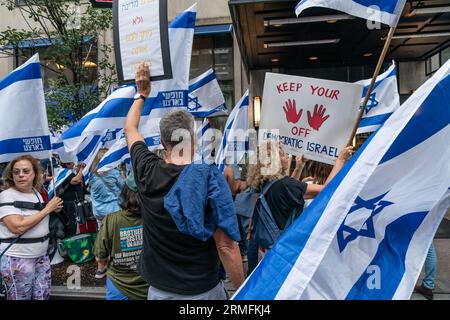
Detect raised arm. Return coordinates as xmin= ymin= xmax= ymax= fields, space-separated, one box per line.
xmin=291 ymin=155 xmax=307 ymax=180
xmin=125 ymin=62 xmax=151 ymax=151
xmin=304 ymin=146 xmax=354 ymax=199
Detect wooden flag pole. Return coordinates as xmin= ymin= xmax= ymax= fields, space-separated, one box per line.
xmin=347 ymin=26 xmax=397 ymax=147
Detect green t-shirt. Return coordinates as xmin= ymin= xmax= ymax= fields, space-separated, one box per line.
xmin=94 ymin=210 xmax=149 ymax=300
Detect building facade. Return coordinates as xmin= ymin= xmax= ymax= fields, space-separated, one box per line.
xmin=1 ymin=0 xmax=449 ymax=131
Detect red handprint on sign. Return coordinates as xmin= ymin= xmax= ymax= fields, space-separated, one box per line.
xmin=283 ymin=99 xmax=303 ymax=124
xmin=307 ymin=104 xmax=330 ymax=131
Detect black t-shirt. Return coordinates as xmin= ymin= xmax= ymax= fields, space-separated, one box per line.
xmin=265 ymin=177 xmax=308 ymax=230
xmin=130 ymin=141 xmax=221 ymax=295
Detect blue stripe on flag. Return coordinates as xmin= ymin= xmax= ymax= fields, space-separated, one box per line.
xmin=62 ymin=98 xmax=134 ymax=139
xmin=296 ymin=0 xmax=401 ymax=15
xmin=361 ymin=67 xmax=396 ymax=97
xmin=358 ymin=113 xmax=392 ymax=128
xmin=380 ymin=75 xmax=450 ymax=164
xmin=191 ymin=104 xmax=227 ymax=118
xmin=52 ymin=142 xmax=64 ymax=150
xmin=169 ymin=10 xmax=196 ymax=29
xmin=233 ymin=131 xmax=377 ymax=300
xmin=98 ymin=146 xmax=128 ymax=170
xmin=189 ymin=71 xmax=216 ymax=92
xmin=0 ymin=135 xmax=51 ymax=154
xmin=0 ymin=62 xmax=41 ymax=91
xmin=77 ymin=136 xmax=101 ymax=162
xmin=240 ymin=96 xmax=250 ymax=108
xmin=345 ymin=211 xmax=427 ymax=299
xmin=353 ymin=0 xmax=400 ymax=14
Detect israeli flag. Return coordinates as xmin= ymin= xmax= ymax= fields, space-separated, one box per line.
xmin=61 ymin=4 xmax=197 ymax=149
xmin=215 ymin=90 xmax=249 ymax=172
xmin=193 ymin=118 xmax=216 ymax=164
xmin=233 ymin=59 xmax=450 ymax=300
xmin=97 ymin=131 xmax=162 ymax=173
xmin=356 ymin=61 xmax=400 ymax=134
xmin=51 ymin=131 xmax=77 ymax=164
xmin=47 ymin=168 xmax=73 ymax=199
xmin=0 ymin=53 xmax=52 ymax=162
xmin=295 ymin=0 xmax=406 ymax=27
xmin=188 ymin=69 xmax=228 ymax=117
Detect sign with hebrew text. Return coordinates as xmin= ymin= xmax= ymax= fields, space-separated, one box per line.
xmin=113 ymin=0 xmax=172 ymax=83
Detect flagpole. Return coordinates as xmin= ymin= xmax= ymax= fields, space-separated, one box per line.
xmin=49 ymin=156 xmax=57 ymax=197
xmin=347 ymin=26 xmax=397 ymax=147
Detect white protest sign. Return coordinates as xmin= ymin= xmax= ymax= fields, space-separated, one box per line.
xmin=259 ymin=73 xmax=363 ymax=165
xmin=114 ymin=0 xmax=172 ymax=83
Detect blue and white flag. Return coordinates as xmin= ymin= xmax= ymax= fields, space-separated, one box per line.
xmin=0 ymin=53 xmax=52 ymax=162
xmin=193 ymin=118 xmax=216 ymax=164
xmin=138 ymin=3 xmax=197 ymax=137
xmin=97 ymin=131 xmax=162 ymax=173
xmin=188 ymin=69 xmax=228 ymax=117
xmin=51 ymin=130 xmax=77 ymax=164
xmin=215 ymin=90 xmax=249 ymax=172
xmin=233 ymin=59 xmax=450 ymax=300
xmin=47 ymin=168 xmax=73 ymax=199
xmin=60 ymin=86 xmax=135 ymax=151
xmin=61 ymin=4 xmax=197 ymax=149
xmin=356 ymin=61 xmax=400 ymax=134
xmin=295 ymin=0 xmax=406 ymax=27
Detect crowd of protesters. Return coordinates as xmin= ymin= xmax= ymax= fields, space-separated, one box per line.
xmin=0 ymin=62 xmax=437 ymax=300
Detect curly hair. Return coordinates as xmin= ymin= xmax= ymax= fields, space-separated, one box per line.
xmin=247 ymin=140 xmax=285 ymax=191
xmin=2 ymin=155 xmax=43 ymax=190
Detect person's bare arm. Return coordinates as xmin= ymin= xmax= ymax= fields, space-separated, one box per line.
xmin=125 ymin=63 xmax=151 ymax=151
xmin=304 ymin=146 xmax=354 ymax=199
xmin=1 ymin=197 xmax=63 ymax=234
xmin=291 ymin=155 xmax=307 ymax=180
xmin=214 ymin=228 xmax=244 ymax=289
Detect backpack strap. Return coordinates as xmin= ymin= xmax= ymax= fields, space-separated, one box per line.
xmin=260 ymin=180 xmax=277 ymax=198
xmin=0 ymin=201 xmax=45 ymax=210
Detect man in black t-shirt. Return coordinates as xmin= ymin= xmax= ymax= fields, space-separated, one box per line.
xmin=124 ymin=63 xmax=244 ymax=300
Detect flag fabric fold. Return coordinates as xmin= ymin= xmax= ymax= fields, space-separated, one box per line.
xmin=295 ymin=0 xmax=406 ymax=27
xmin=0 ymin=53 xmax=52 ymax=162
xmin=188 ymin=69 xmax=228 ymax=118
xmin=215 ymin=90 xmax=249 ymax=172
xmin=233 ymin=59 xmax=450 ymax=300
xmin=356 ymin=61 xmax=400 ymax=134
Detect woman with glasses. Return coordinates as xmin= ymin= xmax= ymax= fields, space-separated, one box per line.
xmin=0 ymin=155 xmax=63 ymax=300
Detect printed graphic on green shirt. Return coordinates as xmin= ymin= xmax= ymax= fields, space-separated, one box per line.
xmin=113 ymin=226 xmax=143 ymax=269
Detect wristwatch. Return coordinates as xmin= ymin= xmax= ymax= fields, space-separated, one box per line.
xmin=134 ymin=93 xmax=147 ymax=102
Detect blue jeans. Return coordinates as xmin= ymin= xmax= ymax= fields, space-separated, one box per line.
xmin=106 ymin=277 xmax=129 ymax=300
xmin=423 ymin=243 xmax=437 ymax=290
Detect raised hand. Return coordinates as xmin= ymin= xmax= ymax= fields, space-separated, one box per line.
xmin=307 ymin=104 xmax=330 ymax=131
xmin=283 ymin=99 xmax=303 ymax=124
xmin=135 ymin=62 xmax=151 ymax=97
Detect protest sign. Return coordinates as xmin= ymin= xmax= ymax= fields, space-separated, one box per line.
xmin=260 ymin=73 xmax=363 ymax=164
xmin=113 ymin=0 xmax=172 ymax=83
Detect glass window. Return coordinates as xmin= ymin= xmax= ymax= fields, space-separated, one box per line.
xmin=191 ymin=32 xmax=234 ymax=132
xmin=425 ymin=53 xmax=440 ymax=76
xmin=441 ymin=46 xmax=450 ymax=65
xmin=15 ymin=38 xmax=98 ymax=89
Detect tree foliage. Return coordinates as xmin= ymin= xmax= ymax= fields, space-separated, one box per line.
xmin=0 ymin=0 xmax=116 ymax=132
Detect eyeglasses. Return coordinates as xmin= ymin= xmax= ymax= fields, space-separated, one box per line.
xmin=12 ymin=168 xmax=33 ymax=175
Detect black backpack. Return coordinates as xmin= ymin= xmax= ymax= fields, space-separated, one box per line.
xmin=251 ymin=180 xmax=298 ymax=249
